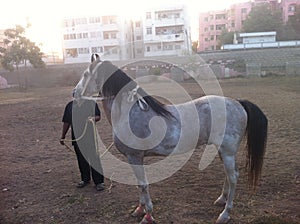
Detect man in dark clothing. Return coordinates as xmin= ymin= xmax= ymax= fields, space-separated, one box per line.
xmin=60 ymin=98 xmax=104 ymax=191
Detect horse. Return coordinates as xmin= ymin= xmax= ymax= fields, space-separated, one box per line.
xmin=73 ymin=60 xmax=268 ymax=224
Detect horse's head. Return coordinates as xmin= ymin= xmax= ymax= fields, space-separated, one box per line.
xmin=73 ymin=59 xmax=106 ymax=99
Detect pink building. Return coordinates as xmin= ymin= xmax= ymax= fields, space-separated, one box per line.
xmin=198 ymin=0 xmax=300 ymax=52
xmin=281 ymin=0 xmax=300 ymax=23
xmin=198 ymin=9 xmax=228 ymax=51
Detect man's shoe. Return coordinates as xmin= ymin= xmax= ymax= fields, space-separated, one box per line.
xmin=96 ymin=183 xmax=105 ymax=191
xmin=76 ymin=181 xmax=89 ymax=188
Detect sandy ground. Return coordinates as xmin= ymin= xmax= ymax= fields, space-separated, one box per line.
xmin=0 ymin=76 xmax=299 ymax=224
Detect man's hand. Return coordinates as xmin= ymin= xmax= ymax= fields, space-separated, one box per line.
xmin=60 ymin=138 xmax=65 ymax=145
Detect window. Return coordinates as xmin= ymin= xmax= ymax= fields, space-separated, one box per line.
xmin=136 ymin=35 xmax=142 ymax=40
xmin=75 ymin=18 xmax=87 ymax=25
xmin=102 ymin=16 xmax=117 ymax=24
xmin=204 ymin=17 xmax=208 ymax=22
xmin=90 ymin=31 xmax=101 ymax=38
xmin=89 ymin=17 xmax=101 ymax=23
xmin=111 ymin=33 xmax=117 ymax=39
xmin=210 ymin=35 xmax=214 ymax=40
xmin=204 ymin=27 xmax=208 ymax=32
xmin=136 ymin=22 xmax=141 ymax=27
xmin=146 ymin=27 xmax=152 ymax=35
xmin=76 ymin=33 xmax=82 ymax=39
xmin=78 ymin=48 xmax=89 ymax=54
xmin=241 ymin=8 xmax=247 ymax=14
xmin=146 ymin=12 xmax=151 ymax=19
xmin=146 ymin=46 xmax=150 ymax=52
xmin=210 ymin=25 xmax=214 ymax=31
xmin=288 ymin=4 xmax=296 ymax=12
xmin=210 ymin=15 xmax=214 ymax=20
xmin=65 ymin=48 xmax=78 ymax=57
xmin=175 ymin=45 xmax=181 ymax=50
xmin=82 ymin=33 xmax=88 ymax=38
xmin=104 ymin=33 xmax=109 ymax=39
xmin=216 ymin=24 xmax=226 ymax=30
xmin=216 ymin=14 xmax=226 ymax=20
xmin=136 ymin=48 xmax=143 ymax=54
xmin=70 ymin=34 xmax=76 ymax=39
xmin=91 ymin=46 xmax=103 ymax=53
xmin=163 ymin=45 xmax=173 ymax=51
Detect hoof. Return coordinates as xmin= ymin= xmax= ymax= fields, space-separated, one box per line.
xmin=216 ymin=215 xmax=230 ymax=224
xmin=131 ymin=206 xmax=146 ymax=217
xmin=139 ymin=214 xmax=155 ymax=224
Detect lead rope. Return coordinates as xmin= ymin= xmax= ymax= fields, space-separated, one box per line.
xmin=62 ymin=119 xmax=113 ymax=158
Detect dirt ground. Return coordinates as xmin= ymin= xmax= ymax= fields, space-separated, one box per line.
xmin=0 ymin=76 xmax=299 ymax=224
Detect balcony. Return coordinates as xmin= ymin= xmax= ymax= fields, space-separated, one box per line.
xmin=102 ymin=38 xmax=120 ymax=46
xmin=154 ymin=17 xmax=185 ymax=27
xmin=101 ymin=23 xmax=119 ymax=31
xmin=144 ymin=33 xmax=185 ymax=43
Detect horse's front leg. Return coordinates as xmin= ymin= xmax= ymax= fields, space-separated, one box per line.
xmin=127 ymin=155 xmax=155 ymax=224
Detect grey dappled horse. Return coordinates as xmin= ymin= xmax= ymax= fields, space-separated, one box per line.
xmin=74 ymin=60 xmax=268 ymax=224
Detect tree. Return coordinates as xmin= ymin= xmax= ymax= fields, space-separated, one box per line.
xmin=242 ymin=4 xmax=283 ymax=34
xmin=0 ymin=25 xmax=45 ymax=71
xmin=0 ymin=25 xmax=45 ymax=89
xmin=218 ymin=29 xmax=235 ymax=48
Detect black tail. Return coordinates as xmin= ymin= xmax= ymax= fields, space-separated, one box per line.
xmin=239 ymin=100 xmax=268 ymax=190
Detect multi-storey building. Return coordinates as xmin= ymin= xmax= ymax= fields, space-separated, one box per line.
xmin=281 ymin=0 xmax=300 ymax=23
xmin=61 ymin=5 xmax=191 ymax=64
xmin=61 ymin=15 xmax=132 ymax=64
xmin=198 ymin=9 xmax=228 ymax=51
xmin=198 ymin=0 xmax=300 ymax=52
xmin=143 ymin=5 xmax=192 ymax=57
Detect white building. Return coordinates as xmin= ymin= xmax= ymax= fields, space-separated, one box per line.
xmin=62 ymin=15 xmax=132 ymax=64
xmin=143 ymin=5 xmax=192 ymax=57
xmin=239 ymin=31 xmax=277 ymax=44
xmin=61 ymin=6 xmax=192 ymax=64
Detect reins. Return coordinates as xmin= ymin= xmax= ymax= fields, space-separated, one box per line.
xmin=62 ymin=118 xmax=114 ymax=159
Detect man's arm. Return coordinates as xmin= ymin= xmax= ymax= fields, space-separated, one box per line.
xmin=60 ymin=122 xmax=71 ymax=145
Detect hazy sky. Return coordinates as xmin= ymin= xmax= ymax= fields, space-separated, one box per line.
xmin=1 ymin=0 xmax=248 ymax=53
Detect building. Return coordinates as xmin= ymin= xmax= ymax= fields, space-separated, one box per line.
xmin=198 ymin=0 xmax=300 ymax=52
xmin=61 ymin=5 xmax=192 ymax=64
xmin=198 ymin=9 xmax=228 ymax=51
xmin=281 ymin=0 xmax=300 ymax=23
xmin=142 ymin=5 xmax=192 ymax=57
xmin=61 ymin=15 xmax=132 ymax=64
xmin=130 ymin=20 xmax=144 ymax=59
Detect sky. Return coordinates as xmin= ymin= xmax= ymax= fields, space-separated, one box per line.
xmin=0 ymin=0 xmax=247 ymax=55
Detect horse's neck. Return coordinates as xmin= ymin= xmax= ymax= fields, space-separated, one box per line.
xmin=102 ymin=98 xmax=113 ymax=125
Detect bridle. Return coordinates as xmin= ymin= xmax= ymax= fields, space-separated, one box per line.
xmin=79 ymin=61 xmax=149 ymax=110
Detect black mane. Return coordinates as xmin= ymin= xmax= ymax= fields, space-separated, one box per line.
xmin=97 ymin=61 xmax=172 ymax=118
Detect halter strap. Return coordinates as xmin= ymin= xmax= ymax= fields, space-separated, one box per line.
xmin=127 ymin=85 xmax=149 ymax=111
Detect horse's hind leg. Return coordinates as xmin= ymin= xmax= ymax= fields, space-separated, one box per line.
xmin=216 ymin=153 xmax=239 ymax=224
xmin=214 ymin=177 xmax=228 ymax=206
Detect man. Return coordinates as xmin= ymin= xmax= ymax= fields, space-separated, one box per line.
xmin=60 ymin=96 xmax=105 ymax=191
